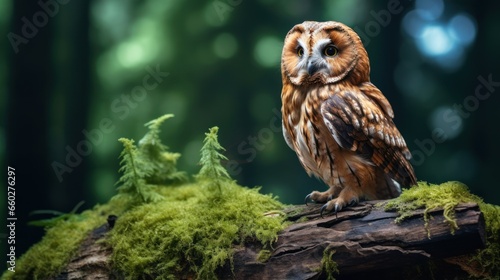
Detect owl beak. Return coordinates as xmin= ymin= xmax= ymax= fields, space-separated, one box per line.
xmin=306 ymin=60 xmax=324 ymax=76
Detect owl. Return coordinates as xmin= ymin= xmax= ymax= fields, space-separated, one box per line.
xmin=281 ymin=21 xmax=417 ymax=215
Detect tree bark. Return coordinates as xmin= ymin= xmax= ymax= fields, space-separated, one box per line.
xmin=56 ymin=201 xmax=485 ymax=279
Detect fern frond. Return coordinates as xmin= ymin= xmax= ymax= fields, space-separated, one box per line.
xmin=116 ymin=138 xmax=159 ymax=203
xmin=138 ymin=114 xmax=188 ymax=185
xmin=139 ymin=114 xmax=173 ymax=149
xmin=196 ymin=127 xmax=231 ymax=193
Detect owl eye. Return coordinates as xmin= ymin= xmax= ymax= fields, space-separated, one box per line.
xmin=323 ymin=45 xmax=338 ymax=57
xmin=297 ymin=47 xmax=304 ymax=57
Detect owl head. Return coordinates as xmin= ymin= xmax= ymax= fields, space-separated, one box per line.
xmin=281 ymin=21 xmax=370 ymax=86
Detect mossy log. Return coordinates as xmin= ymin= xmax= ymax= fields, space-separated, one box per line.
xmin=55 ymin=201 xmax=485 ymax=280
xmin=224 ymin=201 xmax=486 ymax=279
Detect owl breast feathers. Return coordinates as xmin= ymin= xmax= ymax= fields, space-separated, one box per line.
xmin=280 ymin=21 xmax=417 ymax=215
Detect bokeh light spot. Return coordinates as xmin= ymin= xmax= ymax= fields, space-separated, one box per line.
xmin=117 ymin=42 xmax=145 ymax=68
xmin=448 ymin=13 xmax=477 ymax=46
xmin=402 ymin=10 xmax=427 ymax=39
xmin=254 ymin=36 xmax=282 ymax=68
xmin=213 ymin=33 xmax=238 ymax=59
xmin=418 ymin=25 xmax=454 ymax=56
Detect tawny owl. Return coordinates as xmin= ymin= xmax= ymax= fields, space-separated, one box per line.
xmin=281 ymin=21 xmax=417 ymax=215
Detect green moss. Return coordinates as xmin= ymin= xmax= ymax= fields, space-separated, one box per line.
xmin=321 ymin=247 xmax=339 ymax=280
xmin=1 ymin=197 xmax=130 ymax=280
xmin=383 ymin=181 xmax=500 ymax=279
xmin=470 ymin=202 xmax=500 ymax=279
xmin=296 ymin=216 xmax=309 ymax=223
xmin=2 ymin=179 xmax=284 ymax=280
xmin=384 ymin=181 xmax=480 ymax=234
xmin=256 ymin=249 xmax=272 ymax=263
xmin=108 ymin=182 xmax=285 ymax=279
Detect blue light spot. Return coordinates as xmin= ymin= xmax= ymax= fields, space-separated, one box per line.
xmin=417 ymin=25 xmax=454 ymax=56
xmin=448 ymin=13 xmax=477 ymax=46
xmin=402 ymin=10 xmax=426 ymax=38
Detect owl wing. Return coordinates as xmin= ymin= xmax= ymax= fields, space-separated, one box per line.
xmin=320 ymin=86 xmax=417 ymax=187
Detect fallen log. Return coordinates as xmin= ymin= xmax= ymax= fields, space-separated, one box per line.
xmin=224 ymin=201 xmax=485 ymax=279
xmin=56 ymin=201 xmax=485 ymax=279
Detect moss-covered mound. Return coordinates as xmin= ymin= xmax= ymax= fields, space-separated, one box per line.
xmin=109 ymin=182 xmax=284 ymax=279
xmin=0 ymin=116 xmax=286 ymax=280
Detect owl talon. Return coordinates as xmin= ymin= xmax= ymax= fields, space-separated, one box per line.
xmin=320 ymin=203 xmax=339 ymax=218
xmin=320 ymin=204 xmax=328 ymax=218
xmin=304 ymin=194 xmax=312 ymax=205
xmin=334 ymin=203 xmax=342 ymax=214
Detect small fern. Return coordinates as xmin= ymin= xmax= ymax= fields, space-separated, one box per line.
xmin=115 ymin=115 xmax=190 ymax=204
xmin=116 ymin=138 xmax=163 ymax=203
xmin=196 ymin=126 xmax=231 ymax=193
xmin=138 ymin=114 xmax=188 ymax=185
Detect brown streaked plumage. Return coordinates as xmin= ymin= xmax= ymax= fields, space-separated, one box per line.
xmin=280 ymin=21 xmax=416 ymax=214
